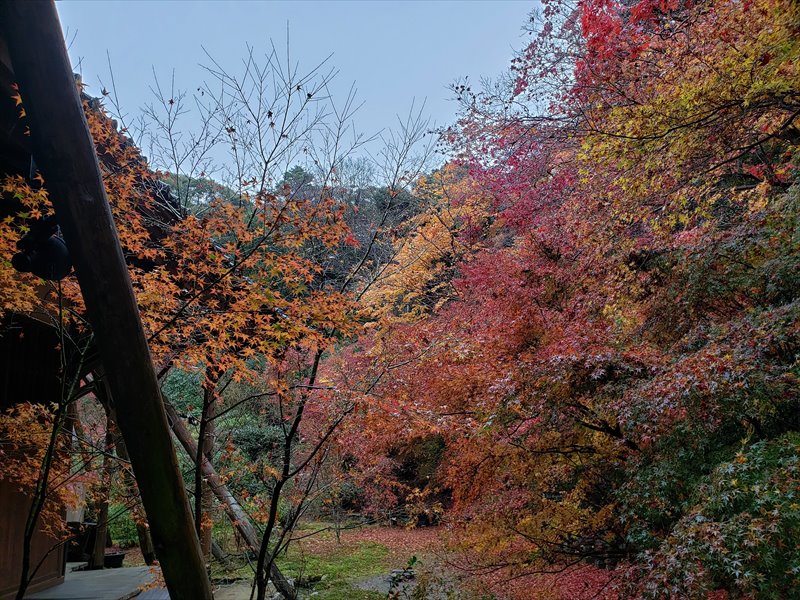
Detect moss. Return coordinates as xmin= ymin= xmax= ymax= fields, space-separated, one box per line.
xmin=210 ymin=534 xmax=391 ymax=599
xmin=276 ymin=541 xmax=389 ymax=599
xmin=304 ymin=585 xmax=384 ymax=600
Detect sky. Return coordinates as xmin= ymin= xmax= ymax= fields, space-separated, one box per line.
xmin=56 ymin=1 xmax=533 ymax=166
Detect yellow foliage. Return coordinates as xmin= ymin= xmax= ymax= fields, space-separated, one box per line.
xmin=362 ymin=163 xmax=489 ymax=322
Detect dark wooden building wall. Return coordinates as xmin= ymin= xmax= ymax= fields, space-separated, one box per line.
xmin=0 ymin=316 xmax=66 ymax=598
xmin=0 ymin=315 xmax=62 ymax=411
xmin=0 ymin=483 xmax=65 ymax=600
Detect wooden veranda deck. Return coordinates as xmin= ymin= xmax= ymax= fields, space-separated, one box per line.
xmin=22 ymin=567 xmax=256 ymax=600
xmin=24 ymin=566 xmax=155 ymax=600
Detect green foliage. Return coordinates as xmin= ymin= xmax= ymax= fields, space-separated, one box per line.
xmin=282 ymin=165 xmax=314 ymax=192
xmin=161 ymin=368 xmax=203 ymax=416
xmin=162 ymin=172 xmax=239 ymax=216
xmin=231 ymin=422 xmax=284 ymax=462
xmin=619 ymin=423 xmax=742 ymax=552
xmin=631 ymin=433 xmax=800 ymax=598
xmin=108 ymin=504 xmax=139 ymax=548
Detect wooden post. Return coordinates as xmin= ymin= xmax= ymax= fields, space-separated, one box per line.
xmin=0 ymin=3 xmax=213 ymax=598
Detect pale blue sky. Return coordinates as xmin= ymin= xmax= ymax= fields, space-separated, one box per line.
xmin=56 ymin=2 xmax=532 ymax=142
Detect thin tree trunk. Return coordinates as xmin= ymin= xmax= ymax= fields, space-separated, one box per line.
xmin=211 ymin=539 xmax=230 ymax=566
xmin=196 ymin=369 xmax=218 ymax=559
xmin=255 ymin=350 xmax=322 ymax=600
xmin=0 ymin=4 xmax=212 ymax=598
xmin=135 ymin=522 xmax=157 ymax=566
xmin=90 ymin=424 xmax=113 ymax=569
xmin=15 ymin=401 xmax=67 ymax=600
xmin=163 ymin=400 xmax=295 ymax=599
xmin=201 ymin=479 xmax=214 ymax=559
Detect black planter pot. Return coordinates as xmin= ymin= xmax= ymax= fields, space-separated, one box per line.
xmin=103 ymin=552 xmax=126 ymax=568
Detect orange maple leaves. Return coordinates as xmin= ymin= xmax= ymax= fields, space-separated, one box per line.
xmin=1 ymin=91 xmax=357 ymax=386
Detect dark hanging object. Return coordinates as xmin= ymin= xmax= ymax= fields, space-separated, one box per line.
xmin=11 ymin=214 xmax=72 ymax=280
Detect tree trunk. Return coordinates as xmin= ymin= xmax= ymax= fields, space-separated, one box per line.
xmin=196 ymin=371 xmax=217 ymax=560
xmin=135 ymin=522 xmax=157 ymax=567
xmin=0 ymin=4 xmax=212 ymax=597
xmin=201 ymin=480 xmax=214 ymax=559
xmin=211 ymin=539 xmax=230 ymax=566
xmin=90 ymin=425 xmax=113 ymax=569
xmin=163 ymin=401 xmax=295 ymax=598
